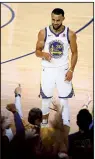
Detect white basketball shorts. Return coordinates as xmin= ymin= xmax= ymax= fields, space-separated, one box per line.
xmin=40 ymin=65 xmax=74 ymax=98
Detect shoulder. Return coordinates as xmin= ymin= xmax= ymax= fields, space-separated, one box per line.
xmin=69 ymin=29 xmax=77 ymax=39
xmin=37 ymin=28 xmax=47 ymax=41
xmin=38 ymin=28 xmax=46 ymax=37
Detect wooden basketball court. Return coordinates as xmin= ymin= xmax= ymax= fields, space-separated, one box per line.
xmin=1 ymin=3 xmax=93 ymax=133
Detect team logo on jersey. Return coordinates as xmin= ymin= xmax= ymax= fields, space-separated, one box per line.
xmin=49 ymin=40 xmax=64 ymax=58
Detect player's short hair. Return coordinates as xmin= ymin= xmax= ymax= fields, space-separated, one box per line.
xmin=77 ymin=109 xmax=92 ymax=132
xmin=52 ymin=8 xmax=64 ymax=17
xmin=28 ymin=108 xmax=42 ymax=125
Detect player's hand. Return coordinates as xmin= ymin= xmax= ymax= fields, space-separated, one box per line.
xmin=65 ymin=70 xmax=73 ymax=81
xmin=43 ymin=52 xmax=52 ymax=62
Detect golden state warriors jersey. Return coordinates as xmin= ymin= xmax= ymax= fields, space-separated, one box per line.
xmin=42 ymin=26 xmax=70 ymax=68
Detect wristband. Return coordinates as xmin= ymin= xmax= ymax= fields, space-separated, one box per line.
xmin=69 ymin=69 xmax=73 ymax=73
xmin=15 ymin=94 xmax=21 ymax=97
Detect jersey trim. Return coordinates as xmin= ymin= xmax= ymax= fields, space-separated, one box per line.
xmin=49 ymin=25 xmax=65 ymax=37
xmin=44 ymin=27 xmax=47 ymax=42
xmin=67 ymin=27 xmax=70 ymax=44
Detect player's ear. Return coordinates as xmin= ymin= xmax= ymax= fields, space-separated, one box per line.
xmin=62 ymin=17 xmax=65 ymax=21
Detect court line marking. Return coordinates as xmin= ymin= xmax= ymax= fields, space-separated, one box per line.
xmin=1 ymin=3 xmax=15 ymax=28
xmin=1 ymin=3 xmax=94 ymax=64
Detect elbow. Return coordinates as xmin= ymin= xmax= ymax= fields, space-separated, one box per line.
xmin=74 ymin=51 xmax=78 ymax=58
xmin=75 ymin=53 xmax=78 ymax=62
xmin=76 ymin=53 xmax=78 ymax=58
xmin=35 ymin=51 xmax=39 ymax=57
xmin=72 ymin=52 xmax=78 ymax=58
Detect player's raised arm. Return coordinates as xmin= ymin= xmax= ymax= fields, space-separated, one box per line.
xmin=35 ymin=29 xmax=52 ymax=62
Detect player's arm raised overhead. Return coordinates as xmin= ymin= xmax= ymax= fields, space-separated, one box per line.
xmin=69 ymin=30 xmax=78 ymax=72
xmin=35 ymin=29 xmax=52 ymax=62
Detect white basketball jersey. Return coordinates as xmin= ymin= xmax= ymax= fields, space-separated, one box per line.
xmin=42 ymin=26 xmax=70 ymax=68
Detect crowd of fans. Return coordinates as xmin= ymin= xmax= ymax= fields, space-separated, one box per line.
xmin=1 ymin=85 xmax=94 ymax=159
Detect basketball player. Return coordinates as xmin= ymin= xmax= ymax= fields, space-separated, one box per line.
xmin=36 ymin=8 xmax=78 ymax=132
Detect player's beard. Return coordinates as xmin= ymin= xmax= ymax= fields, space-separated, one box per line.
xmin=52 ymin=23 xmax=62 ymax=31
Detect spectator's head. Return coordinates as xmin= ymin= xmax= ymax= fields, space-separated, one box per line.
xmin=1 ymin=111 xmax=11 ymax=136
xmin=77 ymin=109 xmax=92 ymax=132
xmin=28 ymin=108 xmax=42 ymax=126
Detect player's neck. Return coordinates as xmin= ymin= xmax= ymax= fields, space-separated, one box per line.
xmin=50 ymin=25 xmax=65 ymax=34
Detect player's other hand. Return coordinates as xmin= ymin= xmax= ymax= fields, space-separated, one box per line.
xmin=43 ymin=52 xmax=52 ymax=62
xmin=65 ymin=70 xmax=73 ymax=81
